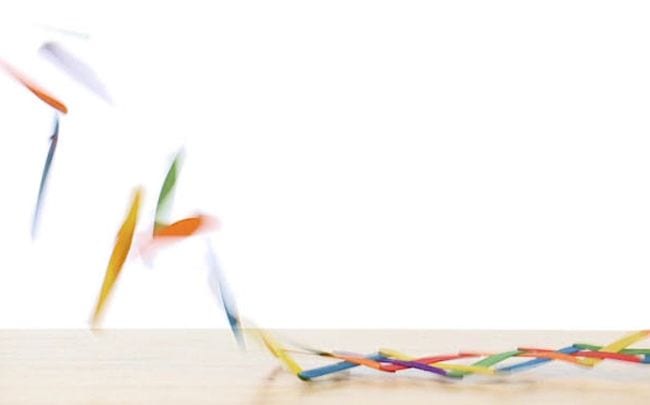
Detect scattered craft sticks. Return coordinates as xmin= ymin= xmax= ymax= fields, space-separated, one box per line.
xmin=0 ymin=58 xmax=68 ymax=114
xmin=31 ymin=114 xmax=59 ymax=239
xmin=248 ymin=329 xmax=650 ymax=381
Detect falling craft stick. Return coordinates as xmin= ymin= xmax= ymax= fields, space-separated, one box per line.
xmin=254 ymin=328 xmax=303 ymax=377
xmin=154 ymin=150 xmax=183 ymax=232
xmin=31 ymin=115 xmax=59 ymax=239
xmin=153 ymin=215 xmax=218 ymax=238
xmin=39 ymin=41 xmax=113 ymax=104
xmin=206 ymin=240 xmax=245 ymax=348
xmin=34 ymin=23 xmax=91 ymax=39
xmin=0 ymin=58 xmax=68 ymax=114
xmin=91 ymin=188 xmax=142 ymax=328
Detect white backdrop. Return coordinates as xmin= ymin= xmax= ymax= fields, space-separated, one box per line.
xmin=1 ymin=1 xmax=650 ymax=329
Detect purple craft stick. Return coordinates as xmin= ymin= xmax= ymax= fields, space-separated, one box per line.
xmin=377 ymin=356 xmax=450 ymax=377
xmin=39 ymin=42 xmax=112 ymax=103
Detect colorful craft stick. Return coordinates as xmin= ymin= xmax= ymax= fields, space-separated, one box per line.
xmin=497 ymin=346 xmax=579 ymax=373
xmin=442 ymin=350 xmax=522 ymax=378
xmin=154 ymin=151 xmax=182 ymax=232
xmin=515 ymin=349 xmax=590 ymax=366
xmin=153 ymin=215 xmax=217 ymax=238
xmin=31 ymin=115 xmax=59 ymax=239
xmin=0 ymin=58 xmax=68 ymax=113
xmin=206 ymin=241 xmax=244 ymax=348
xmin=35 ymin=23 xmax=91 ymax=39
xmin=380 ymin=353 xmax=479 ymax=373
xmin=298 ymin=354 xmax=385 ymax=380
xmin=255 ymin=329 xmax=303 ymax=377
xmin=328 ymin=351 xmax=392 ymax=372
xmin=39 ymin=42 xmax=112 ymax=103
xmin=91 ymin=188 xmax=142 ymax=327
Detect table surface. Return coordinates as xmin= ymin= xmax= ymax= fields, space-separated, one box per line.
xmin=1 ymin=330 xmax=649 ymax=404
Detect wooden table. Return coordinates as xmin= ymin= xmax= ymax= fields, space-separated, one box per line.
xmin=1 ymin=330 xmax=649 ymax=404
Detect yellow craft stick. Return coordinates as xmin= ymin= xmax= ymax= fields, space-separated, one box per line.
xmin=91 ymin=188 xmax=142 ymax=328
xmin=254 ymin=328 xmax=303 ymax=376
xmin=379 ymin=348 xmax=495 ymax=376
xmin=581 ymin=330 xmax=650 ymax=366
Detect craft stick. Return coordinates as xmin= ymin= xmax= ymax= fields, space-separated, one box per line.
xmin=39 ymin=42 xmax=112 ymax=103
xmin=375 ymin=356 xmax=449 ymax=377
xmin=153 ymin=215 xmax=217 ymax=238
xmin=256 ymin=329 xmax=303 ymax=377
xmin=298 ymin=354 xmax=385 ymax=380
xmin=516 ymin=350 xmax=590 ymax=366
xmin=206 ymin=240 xmax=244 ymax=348
xmin=497 ymin=346 xmax=580 ymax=373
xmin=380 ymin=353 xmax=479 ymax=372
xmin=154 ymin=151 xmax=183 ymax=233
xmin=0 ymin=59 xmax=68 ymax=113
xmin=35 ymin=23 xmax=91 ymax=39
xmin=328 ymin=351 xmax=391 ymax=372
xmin=91 ymin=188 xmax=142 ymax=327
xmin=573 ymin=351 xmax=643 ymax=363
xmin=447 ymin=350 xmax=522 ymax=378
xmin=31 ymin=115 xmax=59 ymax=239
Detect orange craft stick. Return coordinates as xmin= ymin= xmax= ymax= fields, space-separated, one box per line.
xmin=153 ymin=215 xmax=218 ymax=238
xmin=517 ymin=350 xmax=589 ymax=366
xmin=0 ymin=58 xmax=68 ymax=114
xmin=329 ymin=353 xmax=392 ymax=372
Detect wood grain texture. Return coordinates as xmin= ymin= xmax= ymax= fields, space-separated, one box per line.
xmin=1 ymin=330 xmax=649 ymax=404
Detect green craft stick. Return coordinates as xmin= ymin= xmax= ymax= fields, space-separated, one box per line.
xmin=154 ymin=150 xmax=183 ymax=233
xmin=447 ymin=350 xmax=522 ymax=378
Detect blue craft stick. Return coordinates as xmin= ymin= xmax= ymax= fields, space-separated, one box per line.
xmin=298 ymin=353 xmax=384 ymax=380
xmin=497 ymin=346 xmax=579 ymax=373
xmin=32 ymin=115 xmax=59 ymax=239
xmin=206 ymin=241 xmax=245 ymax=348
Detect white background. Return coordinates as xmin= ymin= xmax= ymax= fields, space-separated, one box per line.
xmin=0 ymin=1 xmax=649 ymax=329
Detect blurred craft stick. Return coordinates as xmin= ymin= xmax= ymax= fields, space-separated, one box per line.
xmin=206 ymin=241 xmax=245 ymax=348
xmin=154 ymin=150 xmax=183 ymax=233
xmin=138 ymin=215 xmax=219 ymax=261
xmin=91 ymin=188 xmax=142 ymax=328
xmin=31 ymin=115 xmax=59 ymax=239
xmin=154 ymin=215 xmax=218 ymax=238
xmin=0 ymin=58 xmax=68 ymax=113
xmin=39 ymin=41 xmax=112 ymax=103
xmin=254 ymin=328 xmax=303 ymax=377
xmin=34 ymin=23 xmax=90 ymax=39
